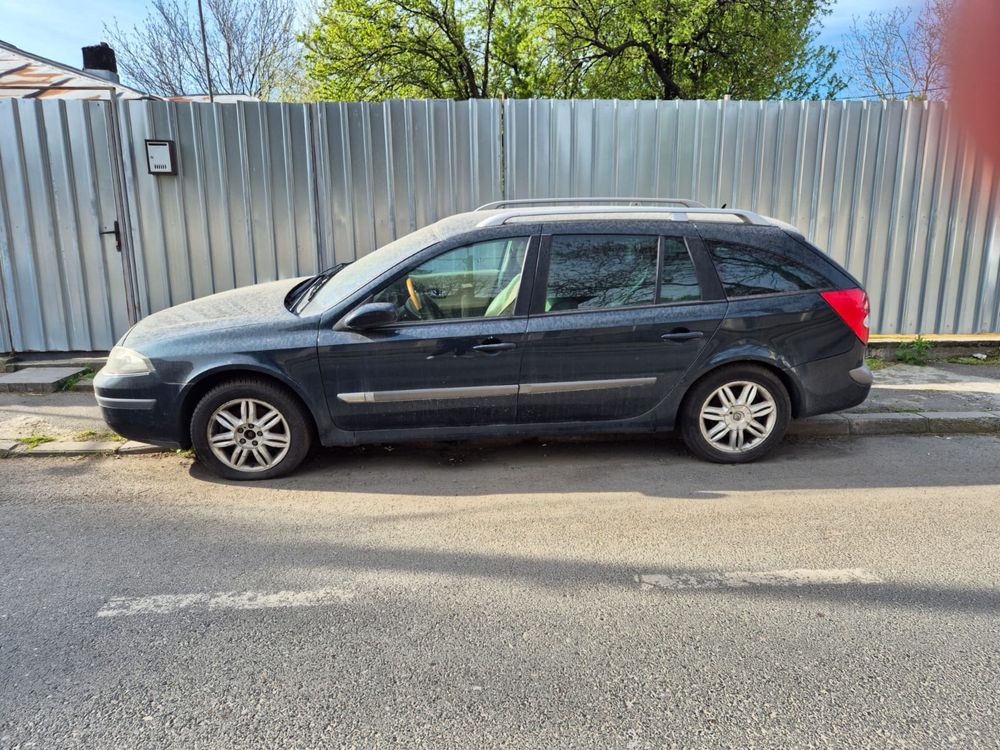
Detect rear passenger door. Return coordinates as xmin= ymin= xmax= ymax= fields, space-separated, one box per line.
xmin=517 ymin=232 xmax=727 ymax=424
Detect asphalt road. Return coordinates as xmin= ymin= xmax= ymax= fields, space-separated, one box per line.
xmin=1 ymin=434 xmax=999 ymax=749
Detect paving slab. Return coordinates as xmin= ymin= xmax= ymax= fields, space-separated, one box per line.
xmin=0 ymin=439 xmax=17 ymax=455
xmin=5 ymin=356 xmax=107 ymax=372
xmin=20 ymin=440 xmax=121 ymax=456
xmin=0 ymin=367 xmax=86 ymax=394
xmin=0 ymin=391 xmax=105 ymax=439
xmin=850 ymin=362 xmax=1000 ymax=414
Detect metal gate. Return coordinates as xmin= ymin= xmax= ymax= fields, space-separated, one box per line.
xmin=0 ymin=98 xmax=132 ymax=351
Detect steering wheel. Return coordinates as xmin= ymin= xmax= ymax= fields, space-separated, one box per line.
xmin=403 ymin=277 xmax=443 ymax=320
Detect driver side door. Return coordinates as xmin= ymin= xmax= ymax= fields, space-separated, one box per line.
xmin=318 ymin=235 xmax=537 ymax=433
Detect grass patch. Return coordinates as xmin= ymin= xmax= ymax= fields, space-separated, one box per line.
xmin=72 ymin=429 xmax=126 ymax=443
xmin=17 ymin=434 xmax=56 ymax=449
xmin=865 ymin=356 xmax=889 ymax=371
xmin=59 ymin=368 xmax=95 ymax=391
xmin=946 ymin=354 xmax=1000 ymax=365
xmin=896 ymin=336 xmax=934 ymax=366
xmin=174 ymin=448 xmax=194 ymax=457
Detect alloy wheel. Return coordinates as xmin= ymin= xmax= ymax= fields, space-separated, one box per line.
xmin=697 ymin=380 xmax=778 ymax=453
xmin=206 ymin=398 xmax=291 ymax=472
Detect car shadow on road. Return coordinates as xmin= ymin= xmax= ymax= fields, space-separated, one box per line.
xmin=187 ymin=432 xmax=1000 ymax=497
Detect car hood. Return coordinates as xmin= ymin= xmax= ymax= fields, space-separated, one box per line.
xmin=123 ymin=278 xmax=308 ymax=349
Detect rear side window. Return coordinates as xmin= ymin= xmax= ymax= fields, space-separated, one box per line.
xmin=660 ymin=238 xmax=701 ymax=303
xmin=707 ymin=241 xmax=830 ymax=297
xmin=545 ymin=235 xmax=657 ymax=311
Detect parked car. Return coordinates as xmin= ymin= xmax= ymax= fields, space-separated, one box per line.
xmin=95 ymin=199 xmax=872 ymax=480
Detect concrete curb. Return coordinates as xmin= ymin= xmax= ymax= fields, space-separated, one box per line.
xmin=1 ymin=411 xmax=998 ymax=458
xmin=786 ymin=411 xmax=1000 ymax=437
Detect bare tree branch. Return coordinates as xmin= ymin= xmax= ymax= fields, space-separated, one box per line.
xmin=844 ymin=0 xmax=953 ymax=100
xmin=104 ymin=0 xmax=303 ymax=100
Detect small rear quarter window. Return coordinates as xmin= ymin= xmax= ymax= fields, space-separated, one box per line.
xmin=707 ymin=241 xmax=830 ymax=297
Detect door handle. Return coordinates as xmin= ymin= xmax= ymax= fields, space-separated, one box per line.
xmin=99 ymin=220 xmax=121 ymax=252
xmin=661 ymin=330 xmax=704 ymax=342
xmin=472 ymin=341 xmax=517 ymax=354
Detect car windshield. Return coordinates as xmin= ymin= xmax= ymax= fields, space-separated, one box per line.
xmin=295 ymin=224 xmax=442 ymax=314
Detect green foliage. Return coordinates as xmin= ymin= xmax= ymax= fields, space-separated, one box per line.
xmin=547 ymin=0 xmax=845 ymax=99
xmin=946 ymin=354 xmax=1000 ymax=366
xmin=865 ymin=356 xmax=889 ymax=371
xmin=73 ymin=429 xmax=126 ymax=443
xmin=60 ymin=368 xmax=94 ymax=391
xmin=301 ymin=0 xmax=556 ymax=100
xmin=17 ymin=434 xmax=56 ymax=449
xmin=300 ymin=0 xmax=844 ymax=100
xmin=896 ymin=337 xmax=934 ymax=366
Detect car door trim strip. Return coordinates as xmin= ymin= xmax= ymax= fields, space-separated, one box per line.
xmin=518 ymin=377 xmax=657 ymax=395
xmin=338 ymin=377 xmax=656 ymax=403
xmin=338 ymin=384 xmax=519 ymax=403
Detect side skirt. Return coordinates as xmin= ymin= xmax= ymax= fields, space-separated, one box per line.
xmin=318 ymin=415 xmax=674 ymax=448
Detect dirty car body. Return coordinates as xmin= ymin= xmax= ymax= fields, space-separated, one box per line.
xmin=95 ymin=202 xmax=872 ymax=479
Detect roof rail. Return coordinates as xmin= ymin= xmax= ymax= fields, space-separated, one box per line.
xmin=474 ymin=197 xmax=706 ymax=211
xmin=474 ymin=205 xmax=770 ymax=228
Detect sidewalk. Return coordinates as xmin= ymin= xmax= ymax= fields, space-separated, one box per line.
xmin=1 ymin=361 xmax=999 ymax=457
xmin=786 ymin=361 xmax=1000 ymax=437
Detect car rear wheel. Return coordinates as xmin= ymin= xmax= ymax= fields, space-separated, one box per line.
xmin=190 ymin=378 xmax=313 ymax=480
xmin=679 ymin=365 xmax=790 ymax=463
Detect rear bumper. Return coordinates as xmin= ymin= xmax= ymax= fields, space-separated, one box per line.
xmin=93 ymin=371 xmax=184 ymax=448
xmin=789 ymin=343 xmax=871 ymax=417
xmin=848 ymin=364 xmax=874 ymax=387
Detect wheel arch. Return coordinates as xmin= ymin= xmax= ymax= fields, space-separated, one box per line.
xmin=177 ymin=366 xmax=321 ymax=449
xmin=677 ymin=356 xmax=804 ymax=420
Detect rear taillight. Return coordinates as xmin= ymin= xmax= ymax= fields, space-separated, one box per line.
xmin=820 ymin=288 xmax=870 ymax=344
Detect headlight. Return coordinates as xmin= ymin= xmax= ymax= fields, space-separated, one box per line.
xmin=102 ymin=346 xmax=153 ymax=375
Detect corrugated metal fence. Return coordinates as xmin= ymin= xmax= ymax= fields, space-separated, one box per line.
xmin=0 ymin=97 xmax=997 ymax=351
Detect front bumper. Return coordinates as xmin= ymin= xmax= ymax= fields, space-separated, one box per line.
xmin=93 ymin=370 xmax=185 ymax=448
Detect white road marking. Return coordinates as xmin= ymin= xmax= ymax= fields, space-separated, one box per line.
xmin=635 ymin=568 xmax=882 ymax=591
xmin=97 ymin=587 xmax=354 ymax=617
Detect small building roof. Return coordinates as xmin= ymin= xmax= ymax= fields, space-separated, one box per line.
xmin=0 ymin=39 xmax=154 ymax=100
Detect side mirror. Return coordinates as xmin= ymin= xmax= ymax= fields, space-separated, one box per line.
xmin=339 ymin=302 xmax=398 ymax=331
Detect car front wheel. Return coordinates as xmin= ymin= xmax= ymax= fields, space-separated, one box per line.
xmin=190 ymin=378 xmax=313 ymax=480
xmin=679 ymin=365 xmax=791 ymax=463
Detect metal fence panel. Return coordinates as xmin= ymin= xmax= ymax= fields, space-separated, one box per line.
xmin=504 ymin=98 xmax=1000 ymax=334
xmin=313 ymin=99 xmax=502 ymax=268
xmin=116 ymin=100 xmax=322 ymax=316
xmin=0 ymin=98 xmax=128 ymax=351
xmin=1 ymin=97 xmax=999 ymax=353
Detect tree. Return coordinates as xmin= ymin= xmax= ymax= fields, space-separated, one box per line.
xmin=547 ymin=0 xmax=844 ymax=99
xmin=105 ymin=0 xmax=302 ymax=100
xmin=301 ymin=0 xmax=844 ymax=100
xmin=843 ymin=0 xmax=953 ymax=100
xmin=301 ymin=0 xmax=562 ymax=100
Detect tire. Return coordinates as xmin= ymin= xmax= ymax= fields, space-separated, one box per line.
xmin=679 ymin=365 xmax=791 ymax=464
xmin=190 ymin=377 xmax=313 ymax=480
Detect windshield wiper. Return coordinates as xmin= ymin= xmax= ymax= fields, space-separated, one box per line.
xmin=293 ymin=263 xmax=350 ymax=309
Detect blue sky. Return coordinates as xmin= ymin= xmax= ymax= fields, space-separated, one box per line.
xmin=2 ymin=0 xmax=922 ymax=97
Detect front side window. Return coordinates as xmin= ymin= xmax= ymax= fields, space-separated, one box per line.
xmin=544 ymin=235 xmax=658 ymax=311
xmin=708 ymin=241 xmax=829 ymax=297
xmin=373 ymin=237 xmax=530 ymax=322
